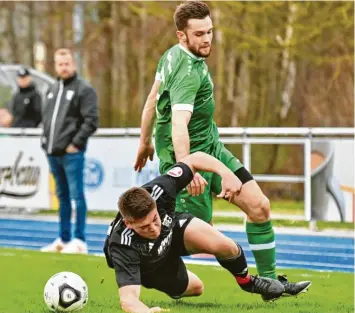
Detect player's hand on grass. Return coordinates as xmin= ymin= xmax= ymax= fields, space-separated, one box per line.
xmin=217 ymin=172 xmax=242 ymax=202
xmin=148 ymin=307 xmax=170 ymax=313
xmin=187 ymin=172 xmax=208 ymax=196
xmin=134 ymin=143 xmax=155 ymax=172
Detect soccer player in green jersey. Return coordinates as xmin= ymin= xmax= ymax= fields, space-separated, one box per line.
xmin=134 ymin=1 xmax=311 ymax=301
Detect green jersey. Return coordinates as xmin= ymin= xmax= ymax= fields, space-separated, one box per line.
xmin=154 ymin=44 xmax=219 ymax=172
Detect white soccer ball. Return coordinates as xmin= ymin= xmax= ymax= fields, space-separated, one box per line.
xmin=44 ymin=272 xmax=88 ymax=312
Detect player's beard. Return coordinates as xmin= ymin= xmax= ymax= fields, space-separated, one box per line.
xmin=186 ymin=35 xmax=211 ymax=58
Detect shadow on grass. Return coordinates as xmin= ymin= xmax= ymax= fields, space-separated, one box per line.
xmin=146 ymin=298 xmax=278 ymax=311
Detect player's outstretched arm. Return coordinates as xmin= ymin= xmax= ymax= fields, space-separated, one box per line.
xmin=119 ymin=285 xmax=169 ymax=313
xmin=181 ymin=152 xmax=243 ymax=201
xmin=172 ymin=110 xmax=208 ymax=196
xmin=134 ymin=80 xmax=160 ymax=172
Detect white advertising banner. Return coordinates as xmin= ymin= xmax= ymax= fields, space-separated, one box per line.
xmin=0 ymin=136 xmax=160 ymax=212
xmin=0 ymin=137 xmax=50 ymax=209
xmin=83 ymin=137 xmax=159 ymax=211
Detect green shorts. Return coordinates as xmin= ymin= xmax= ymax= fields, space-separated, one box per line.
xmin=161 ymin=141 xmax=244 ymax=222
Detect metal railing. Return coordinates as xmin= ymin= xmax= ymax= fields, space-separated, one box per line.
xmin=219 ymin=127 xmax=354 ymax=222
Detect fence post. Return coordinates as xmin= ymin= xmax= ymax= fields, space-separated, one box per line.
xmin=242 ymin=139 xmax=251 ymax=172
xmin=304 ymin=130 xmax=314 ymax=229
xmin=242 ymin=130 xmax=250 ymax=226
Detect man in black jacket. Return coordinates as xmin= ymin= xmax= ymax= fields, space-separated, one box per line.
xmin=1 ymin=67 xmax=42 ymax=128
xmin=41 ymin=48 xmax=99 ymax=254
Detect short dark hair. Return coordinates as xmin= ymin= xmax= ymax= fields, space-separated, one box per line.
xmin=174 ymin=1 xmax=211 ymax=31
xmin=118 ymin=187 xmax=155 ymax=221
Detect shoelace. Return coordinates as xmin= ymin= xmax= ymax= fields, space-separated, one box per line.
xmin=252 ymin=277 xmax=271 ymax=294
xmin=278 ymin=275 xmax=299 ymax=292
xmin=278 ymin=275 xmax=293 ymax=286
xmin=278 ymin=275 xmax=288 ymax=283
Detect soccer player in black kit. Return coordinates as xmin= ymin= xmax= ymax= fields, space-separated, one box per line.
xmin=104 ymin=152 xmax=285 ymax=313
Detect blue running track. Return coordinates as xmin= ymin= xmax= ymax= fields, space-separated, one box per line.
xmin=0 ymin=218 xmax=353 ymax=273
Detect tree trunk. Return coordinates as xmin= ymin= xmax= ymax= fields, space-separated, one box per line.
xmin=227 ymin=48 xmax=237 ymax=126
xmin=279 ymin=3 xmax=297 ymax=120
xmin=6 ymin=3 xmax=20 ymax=63
xmin=213 ymin=8 xmax=224 ymax=125
xmin=138 ymin=5 xmax=148 ymax=109
xmin=111 ymin=2 xmax=120 ymax=127
xmin=231 ymin=5 xmax=249 ymax=127
xmin=97 ymin=2 xmax=112 ymax=127
xmin=27 ymin=1 xmax=35 ymax=67
xmin=43 ymin=2 xmax=56 ymax=75
xmin=118 ymin=4 xmax=129 ymax=126
xmin=266 ymin=3 xmax=298 ymax=173
xmin=235 ymin=51 xmax=249 ymax=126
xmin=59 ymin=2 xmax=65 ymax=48
xmin=64 ymin=2 xmax=74 ymax=48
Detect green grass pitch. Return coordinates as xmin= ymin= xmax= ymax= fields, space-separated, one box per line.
xmin=0 ymin=248 xmax=353 ymax=313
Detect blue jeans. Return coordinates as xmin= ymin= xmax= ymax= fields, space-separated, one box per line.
xmin=47 ymin=151 xmax=87 ymax=242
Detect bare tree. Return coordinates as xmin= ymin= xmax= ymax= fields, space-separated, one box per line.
xmin=138 ymin=4 xmax=148 ymax=109
xmin=111 ymin=1 xmax=120 ymax=127
xmin=27 ymin=2 xmax=35 ymax=67
xmin=118 ymin=3 xmax=129 ymax=126
xmin=278 ymin=3 xmax=297 ymax=120
xmin=212 ymin=7 xmax=224 ymax=125
xmin=6 ymin=2 xmax=20 ymax=63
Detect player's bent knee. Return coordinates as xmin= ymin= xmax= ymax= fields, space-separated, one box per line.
xmin=213 ymin=237 xmax=238 ymax=259
xmin=247 ymin=195 xmax=270 ymax=223
xmin=194 ymin=282 xmax=204 ymax=296
xmin=182 ymin=272 xmax=204 ymax=297
xmin=187 ymin=280 xmax=204 ymax=297
xmin=201 ymin=235 xmax=238 ymax=258
xmin=260 ymin=195 xmax=271 ymax=217
xmin=227 ymin=238 xmax=239 ymax=256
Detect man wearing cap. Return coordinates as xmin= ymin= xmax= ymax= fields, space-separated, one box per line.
xmin=1 ymin=66 xmax=42 ymax=128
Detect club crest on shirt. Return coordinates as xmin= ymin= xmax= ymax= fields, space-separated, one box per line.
xmin=162 ymin=214 xmax=172 ymax=227
xmin=167 ymin=167 xmax=183 ymax=177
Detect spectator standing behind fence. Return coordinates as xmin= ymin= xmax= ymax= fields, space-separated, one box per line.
xmin=40 ymin=48 xmax=99 ymax=254
xmin=0 ymin=67 xmax=42 ymax=128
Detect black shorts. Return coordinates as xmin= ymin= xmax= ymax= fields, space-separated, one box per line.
xmin=140 ymin=212 xmax=194 ymax=298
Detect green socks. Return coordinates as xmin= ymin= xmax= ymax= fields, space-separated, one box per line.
xmin=246 ymin=220 xmax=276 ymax=279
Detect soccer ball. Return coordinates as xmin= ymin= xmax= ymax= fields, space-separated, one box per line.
xmin=44 ymin=272 xmax=88 ymax=312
